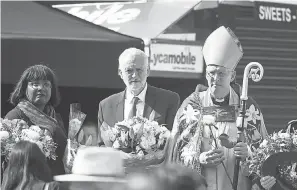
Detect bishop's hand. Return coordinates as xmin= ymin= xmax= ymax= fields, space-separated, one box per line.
xmin=233 ymin=142 xmax=249 ymax=159
xmin=199 ymin=148 xmax=225 ymax=167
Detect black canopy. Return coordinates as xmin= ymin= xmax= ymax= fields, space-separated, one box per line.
xmin=1 ymin=1 xmax=143 ymax=89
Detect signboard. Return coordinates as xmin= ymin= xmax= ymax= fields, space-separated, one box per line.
xmin=53 ymin=1 xmax=201 ymax=39
xmin=255 ymin=1 xmax=297 ymax=27
xmin=149 ymin=42 xmax=204 ymax=79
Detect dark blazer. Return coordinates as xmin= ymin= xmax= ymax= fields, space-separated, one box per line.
xmin=97 ymin=84 xmax=180 ymax=145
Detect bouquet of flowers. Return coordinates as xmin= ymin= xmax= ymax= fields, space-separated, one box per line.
xmin=101 ymin=116 xmax=170 ymax=169
xmin=63 ymin=103 xmax=87 ymax=173
xmin=278 ymin=162 xmax=297 ymax=189
xmin=241 ymin=130 xmax=297 ymax=189
xmin=0 ymin=118 xmax=57 ymax=161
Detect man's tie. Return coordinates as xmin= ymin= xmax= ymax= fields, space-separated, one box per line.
xmin=128 ymin=97 xmax=139 ymax=119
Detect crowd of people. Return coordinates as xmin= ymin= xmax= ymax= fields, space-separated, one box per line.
xmin=1 ymin=26 xmax=296 ymax=190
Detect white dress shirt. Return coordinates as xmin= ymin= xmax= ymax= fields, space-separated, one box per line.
xmin=124 ymin=83 xmax=148 ymax=119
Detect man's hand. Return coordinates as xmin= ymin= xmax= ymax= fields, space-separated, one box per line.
xmin=199 ymin=148 xmax=225 ymax=167
xmin=260 ymin=176 xmax=276 ymax=190
xmin=233 ymin=142 xmax=249 ymax=159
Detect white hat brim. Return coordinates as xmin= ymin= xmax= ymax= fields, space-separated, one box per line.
xmin=54 ymin=174 xmax=126 ymax=183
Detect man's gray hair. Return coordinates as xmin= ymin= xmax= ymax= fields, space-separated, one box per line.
xmin=118 ymin=47 xmax=149 ymax=69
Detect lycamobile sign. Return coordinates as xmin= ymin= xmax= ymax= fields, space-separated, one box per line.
xmin=151 ymin=52 xmax=196 ymax=66
xmin=149 ymin=43 xmax=203 ymax=74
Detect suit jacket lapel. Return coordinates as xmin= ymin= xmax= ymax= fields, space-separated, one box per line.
xmin=143 ymin=85 xmax=156 ymax=119
xmin=116 ymin=90 xmax=125 ymax=123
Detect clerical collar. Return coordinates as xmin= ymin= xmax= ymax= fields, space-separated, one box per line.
xmin=211 ymin=94 xmax=230 ymax=106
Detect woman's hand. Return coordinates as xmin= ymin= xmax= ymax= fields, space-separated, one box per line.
xmin=260 ymin=176 xmax=276 ymax=190
xmin=199 ymin=148 xmax=225 ymax=167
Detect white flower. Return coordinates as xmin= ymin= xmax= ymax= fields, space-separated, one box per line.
xmin=180 ymin=146 xmax=196 ymax=165
xmin=140 ymin=136 xmax=150 ymax=149
xmin=278 ymin=132 xmax=290 ymax=139
xmin=259 ymin=139 xmax=268 ymax=148
xmin=15 ymin=137 xmax=20 ymax=142
xmin=22 ymin=129 xmax=40 ymax=141
xmin=13 ymin=119 xmax=29 ymax=130
xmin=0 ymin=131 xmax=10 ymax=141
xmin=158 ymin=129 xmax=170 ymax=148
xmin=1 ymin=119 xmax=13 ymax=129
xmin=137 ymin=150 xmax=144 ymax=159
xmin=132 ymin=123 xmax=143 ymax=134
xmin=147 ymin=135 xmax=156 ymax=147
xmin=112 ymin=140 xmax=121 ymax=149
xmin=44 ymin=135 xmax=52 ymax=142
xmin=29 ymin=125 xmax=42 ymax=134
xmin=120 ymin=131 xmax=127 ymax=143
xmin=202 ymin=115 xmax=216 ymax=125
xmin=292 ymin=135 xmax=297 ymax=145
xmin=180 ymin=105 xmax=200 ymax=124
xmin=271 ymin=133 xmax=278 ymax=140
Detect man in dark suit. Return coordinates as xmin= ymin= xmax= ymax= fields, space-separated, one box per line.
xmin=97 ymin=48 xmax=180 ymax=147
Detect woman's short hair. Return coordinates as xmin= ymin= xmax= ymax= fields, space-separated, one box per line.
xmin=2 ymin=140 xmax=52 ymax=190
xmin=9 ymin=64 xmax=61 ymax=107
xmin=151 ymin=163 xmax=207 ymax=190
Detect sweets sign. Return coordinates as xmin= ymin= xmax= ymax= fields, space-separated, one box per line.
xmin=255 ymin=1 xmax=297 ymax=24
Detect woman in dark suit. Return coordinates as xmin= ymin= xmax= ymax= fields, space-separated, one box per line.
xmin=4 ymin=64 xmax=67 ymax=176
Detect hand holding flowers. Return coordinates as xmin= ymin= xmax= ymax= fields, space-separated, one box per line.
xmin=242 ymin=129 xmax=297 ymax=189
xmin=199 ymin=148 xmax=225 ymax=166
xmin=101 ymin=116 xmax=170 ymax=168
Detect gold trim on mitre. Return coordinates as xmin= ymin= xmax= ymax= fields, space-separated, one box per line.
xmin=202 ymin=26 xmax=243 ymax=70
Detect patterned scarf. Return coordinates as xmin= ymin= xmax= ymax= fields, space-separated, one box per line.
xmin=17 ymin=100 xmax=59 ymax=135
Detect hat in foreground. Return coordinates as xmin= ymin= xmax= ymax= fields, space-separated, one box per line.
xmin=54 ymin=147 xmax=126 ymax=183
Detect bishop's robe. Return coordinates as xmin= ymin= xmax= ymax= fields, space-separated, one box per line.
xmin=165 ymin=87 xmax=268 ymax=190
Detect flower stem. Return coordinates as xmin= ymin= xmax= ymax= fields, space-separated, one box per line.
xmin=209 ymin=125 xmax=235 ymax=189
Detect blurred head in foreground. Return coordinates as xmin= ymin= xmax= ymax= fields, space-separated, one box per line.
xmin=126 ymin=164 xmax=207 ymax=190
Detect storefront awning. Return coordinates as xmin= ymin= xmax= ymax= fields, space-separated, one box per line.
xmin=53 ymin=1 xmax=202 ymax=39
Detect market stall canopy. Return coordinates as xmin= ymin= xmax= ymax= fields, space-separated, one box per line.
xmin=53 ymin=0 xmax=203 ymax=39
xmin=1 ymin=1 xmax=142 ymax=42
xmin=1 ymin=1 xmax=144 ymax=89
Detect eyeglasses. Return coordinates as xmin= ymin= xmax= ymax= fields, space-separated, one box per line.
xmin=206 ymin=71 xmax=230 ymax=79
xmin=28 ymin=81 xmax=52 ymax=89
xmin=123 ymin=68 xmax=144 ymax=75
